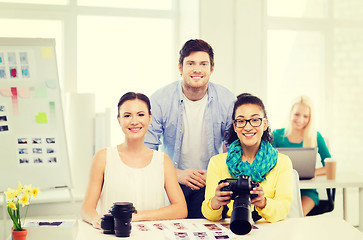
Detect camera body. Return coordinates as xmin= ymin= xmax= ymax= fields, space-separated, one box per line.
xmin=219 ymin=175 xmax=259 ymax=200
xmin=219 ymin=175 xmax=260 ymax=235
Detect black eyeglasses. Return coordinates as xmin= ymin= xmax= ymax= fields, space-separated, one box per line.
xmin=234 ymin=118 xmax=265 ymax=128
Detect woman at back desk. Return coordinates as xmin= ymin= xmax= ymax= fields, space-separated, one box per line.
xmin=272 ymin=95 xmax=331 ymax=216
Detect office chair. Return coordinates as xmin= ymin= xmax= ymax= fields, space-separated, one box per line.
xmin=287 ymin=169 xmax=304 ymax=218
xmin=306 ymin=188 xmax=336 ymax=216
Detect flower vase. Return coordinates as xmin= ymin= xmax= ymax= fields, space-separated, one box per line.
xmin=12 ymin=229 xmax=27 ymax=240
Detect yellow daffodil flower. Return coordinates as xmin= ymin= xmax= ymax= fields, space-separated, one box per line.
xmin=7 ymin=201 xmax=17 ymax=210
xmin=32 ymin=188 xmax=40 ymax=198
xmin=4 ymin=188 xmax=16 ymax=201
xmin=20 ymin=194 xmax=29 ymax=207
xmin=24 ymin=184 xmax=32 ymax=196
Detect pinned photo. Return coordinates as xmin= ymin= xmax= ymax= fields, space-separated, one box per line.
xmin=0 ymin=67 xmax=6 ymax=79
xmin=9 ymin=66 xmax=17 ymax=78
xmin=46 ymin=138 xmax=55 ymax=143
xmin=8 ymin=52 xmax=17 ymax=65
xmin=136 ymin=224 xmax=150 ymax=232
xmin=18 ymin=138 xmax=28 ymax=144
xmin=21 ymin=66 xmax=30 ymax=78
xmin=48 ymin=157 xmax=57 ymax=163
xmin=0 ymin=52 xmax=4 ymax=65
xmin=32 ymin=148 xmax=42 ymax=154
xmin=46 ymin=148 xmax=55 ymax=154
xmin=174 ymin=232 xmax=189 ymax=240
xmin=19 ymin=52 xmax=29 ymax=64
xmin=33 ymin=157 xmax=43 ymax=164
xmin=19 ymin=158 xmax=29 ymax=164
xmin=0 ymin=125 xmax=9 ymax=131
xmin=18 ymin=148 xmax=28 ymax=154
xmin=32 ymin=138 xmax=42 ymax=144
xmin=0 ymin=116 xmax=7 ymax=122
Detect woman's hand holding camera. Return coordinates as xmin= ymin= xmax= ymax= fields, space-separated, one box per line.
xmin=211 ymin=182 xmax=233 ymax=210
xmin=250 ymin=185 xmax=267 ymax=209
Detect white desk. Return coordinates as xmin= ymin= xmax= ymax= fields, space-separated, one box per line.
xmin=76 ymin=216 xmax=363 ymax=240
xmin=300 ymin=172 xmax=363 ymax=231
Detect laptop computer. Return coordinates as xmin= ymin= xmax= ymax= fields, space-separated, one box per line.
xmin=277 ymin=147 xmax=317 ymax=180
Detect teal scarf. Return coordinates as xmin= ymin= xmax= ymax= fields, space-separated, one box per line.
xmin=226 ymin=139 xmax=278 ymax=182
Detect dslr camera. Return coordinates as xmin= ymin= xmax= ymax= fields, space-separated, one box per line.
xmin=219 ymin=175 xmax=259 ymax=235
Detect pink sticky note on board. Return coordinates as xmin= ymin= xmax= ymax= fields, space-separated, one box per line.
xmin=18 ymin=87 xmax=30 ymax=98
xmin=11 ymin=87 xmax=18 ymax=115
xmin=0 ymin=87 xmax=12 ymax=97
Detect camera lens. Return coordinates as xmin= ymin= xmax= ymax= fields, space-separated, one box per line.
xmin=100 ymin=213 xmax=114 ymax=234
xmin=110 ymin=202 xmax=135 ymax=237
xmin=230 ymin=195 xmax=253 ymax=235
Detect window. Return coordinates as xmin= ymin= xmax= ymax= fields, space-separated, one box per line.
xmin=77 ymin=15 xmax=173 ymax=144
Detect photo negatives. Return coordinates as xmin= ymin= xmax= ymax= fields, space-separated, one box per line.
xmin=212 ymin=232 xmax=230 ymax=239
xmin=153 ymin=223 xmax=168 ymax=231
xmin=220 ymin=223 xmax=230 ymax=230
xmin=173 ymin=222 xmax=187 ymax=230
xmin=193 ymin=232 xmax=210 ymax=240
xmin=136 ymin=224 xmax=151 ymax=232
xmin=204 ymin=224 xmax=222 ymax=231
xmin=174 ymin=232 xmax=189 ymax=240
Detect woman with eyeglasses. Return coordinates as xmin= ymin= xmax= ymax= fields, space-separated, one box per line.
xmin=272 ymin=95 xmax=331 ymax=216
xmin=202 ymin=93 xmax=293 ymax=222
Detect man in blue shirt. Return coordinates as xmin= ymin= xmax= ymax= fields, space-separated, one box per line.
xmin=144 ymin=39 xmax=235 ymax=218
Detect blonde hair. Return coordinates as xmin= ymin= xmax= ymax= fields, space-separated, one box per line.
xmin=285 ymin=96 xmax=317 ymax=147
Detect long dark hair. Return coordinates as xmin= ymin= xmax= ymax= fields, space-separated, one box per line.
xmin=117 ymin=92 xmax=151 ymax=117
xmin=226 ymin=93 xmax=272 ymax=145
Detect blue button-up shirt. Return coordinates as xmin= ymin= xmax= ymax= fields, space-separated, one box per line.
xmin=144 ymin=81 xmax=235 ymax=170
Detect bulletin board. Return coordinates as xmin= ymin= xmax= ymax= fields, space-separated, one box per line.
xmin=0 ymin=38 xmax=72 ymax=192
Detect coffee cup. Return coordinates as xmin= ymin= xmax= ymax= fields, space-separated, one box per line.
xmin=109 ymin=202 xmax=136 ymax=237
xmin=325 ymin=158 xmax=337 ymax=180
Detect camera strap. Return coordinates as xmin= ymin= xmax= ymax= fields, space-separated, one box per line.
xmin=252 ymin=207 xmax=262 ymax=222
xmin=221 ymin=205 xmax=229 ymax=219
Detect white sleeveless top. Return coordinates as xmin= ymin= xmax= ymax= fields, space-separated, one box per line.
xmin=99 ymin=146 xmax=165 ymax=215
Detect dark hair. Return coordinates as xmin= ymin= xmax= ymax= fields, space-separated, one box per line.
xmin=226 ymin=93 xmax=272 ymax=145
xmin=117 ymin=92 xmax=151 ymax=117
xmin=178 ymin=39 xmax=214 ymax=68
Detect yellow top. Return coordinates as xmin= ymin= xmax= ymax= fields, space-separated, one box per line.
xmin=202 ymin=152 xmax=293 ymax=223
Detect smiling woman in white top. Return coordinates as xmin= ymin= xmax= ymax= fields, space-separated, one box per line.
xmin=81 ymin=92 xmax=187 ymax=229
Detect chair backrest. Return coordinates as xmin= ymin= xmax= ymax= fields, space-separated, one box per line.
xmin=287 ymin=169 xmax=304 ymax=218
